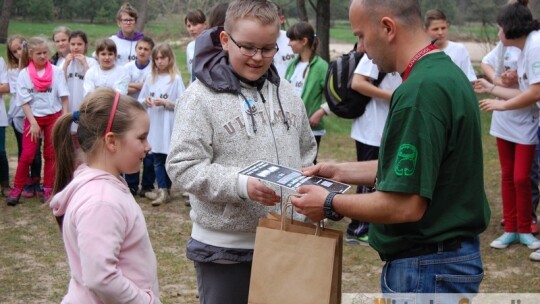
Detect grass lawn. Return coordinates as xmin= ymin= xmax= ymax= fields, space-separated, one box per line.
xmin=0 ymin=20 xmax=539 ymax=303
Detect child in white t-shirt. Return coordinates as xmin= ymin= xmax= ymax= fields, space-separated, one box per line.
xmin=83 ymin=38 xmax=129 ymax=96
xmin=6 ymin=35 xmax=44 ymax=200
xmin=138 ymin=43 xmax=185 ymax=206
xmin=424 ymin=9 xmax=477 ymax=82
xmin=123 ymin=36 xmax=155 ymax=197
xmin=7 ymin=37 xmax=69 ymax=206
xmin=185 ymin=9 xmax=208 ymax=83
xmin=62 ymin=31 xmax=98 ymax=113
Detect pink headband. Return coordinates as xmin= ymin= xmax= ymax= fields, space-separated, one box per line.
xmin=105 ymin=92 xmax=121 ymax=135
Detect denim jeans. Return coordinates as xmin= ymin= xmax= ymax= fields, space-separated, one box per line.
xmin=124 ymin=154 xmax=155 ymax=190
xmin=0 ymin=127 xmax=8 ymax=185
xmin=153 ymin=153 xmax=171 ymax=189
xmin=381 ymin=237 xmax=483 ymax=303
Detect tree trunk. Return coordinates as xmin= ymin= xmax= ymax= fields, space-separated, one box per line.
xmin=134 ymin=0 xmax=149 ymax=32
xmin=0 ymin=0 xmax=14 ymax=44
xmin=315 ymin=0 xmax=330 ymax=62
xmin=297 ymin=0 xmax=309 ymax=22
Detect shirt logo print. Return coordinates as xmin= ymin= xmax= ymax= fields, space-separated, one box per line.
xmin=394 ymin=144 xmax=418 ymax=176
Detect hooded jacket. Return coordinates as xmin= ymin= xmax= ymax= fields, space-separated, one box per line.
xmin=166 ymin=27 xmax=317 ymax=250
xmin=50 ymin=164 xmax=160 ymax=304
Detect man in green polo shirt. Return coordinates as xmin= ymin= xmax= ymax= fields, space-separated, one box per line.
xmin=291 ymin=0 xmax=491 ymax=297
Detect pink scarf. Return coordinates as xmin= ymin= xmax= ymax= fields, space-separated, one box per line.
xmin=28 ymin=60 xmax=53 ymax=92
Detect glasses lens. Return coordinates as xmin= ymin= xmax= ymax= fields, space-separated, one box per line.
xmin=261 ymin=47 xmax=278 ymax=58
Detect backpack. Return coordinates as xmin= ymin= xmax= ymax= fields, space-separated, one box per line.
xmin=324 ymin=50 xmax=386 ymax=119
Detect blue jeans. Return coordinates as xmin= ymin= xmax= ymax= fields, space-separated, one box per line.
xmin=124 ymin=154 xmax=155 ymax=190
xmin=381 ymin=237 xmax=483 ymax=300
xmin=153 ymin=153 xmax=171 ymax=189
xmin=0 ymin=127 xmax=8 ymax=185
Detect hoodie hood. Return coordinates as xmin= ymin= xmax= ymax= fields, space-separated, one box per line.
xmin=49 ymin=164 xmax=128 ymax=217
xmin=116 ymin=31 xmax=144 ymax=41
xmin=193 ymin=26 xmax=281 ymax=94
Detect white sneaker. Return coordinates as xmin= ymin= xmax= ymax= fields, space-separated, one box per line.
xmin=490 ymin=232 xmax=518 ymax=249
xmin=529 ymin=249 xmax=540 ymax=261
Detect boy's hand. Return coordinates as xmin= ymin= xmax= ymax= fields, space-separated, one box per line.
xmin=145 ymin=97 xmax=154 ymax=108
xmin=247 ymin=177 xmax=280 ymax=206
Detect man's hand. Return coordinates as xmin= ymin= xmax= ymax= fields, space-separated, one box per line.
xmin=290 ymin=185 xmax=329 ymax=222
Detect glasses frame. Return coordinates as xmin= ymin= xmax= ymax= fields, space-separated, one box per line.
xmin=227 ymin=33 xmax=279 ymax=58
xmin=120 ymin=18 xmax=136 ymax=24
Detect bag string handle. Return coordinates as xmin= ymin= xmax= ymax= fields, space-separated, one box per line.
xmin=281 ymin=196 xmax=322 ymax=236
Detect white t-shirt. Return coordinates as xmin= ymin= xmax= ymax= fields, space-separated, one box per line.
xmin=124 ymin=60 xmax=152 ymax=100
xmin=273 ymin=30 xmax=296 ymax=79
xmin=7 ymin=68 xmax=25 ymax=132
xmin=489 ymin=32 xmax=540 ymax=145
xmin=289 ymin=61 xmax=308 ymax=97
xmin=138 ymin=73 xmax=185 ymax=154
xmin=0 ymin=58 xmax=9 ymax=127
xmin=443 ymin=41 xmax=477 ymax=82
xmin=350 ymin=55 xmax=402 ymax=147
xmin=186 ymin=40 xmax=196 ymax=83
xmin=482 ymin=41 xmax=520 ymax=76
xmin=83 ymin=64 xmax=129 ymax=96
xmin=109 ymin=35 xmax=138 ymax=66
xmin=66 ymin=56 xmax=98 ymax=112
xmin=16 ymin=64 xmax=69 ymax=117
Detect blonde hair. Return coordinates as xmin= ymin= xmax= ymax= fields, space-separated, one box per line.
xmin=19 ymin=36 xmax=50 ymax=68
xmin=116 ymin=2 xmax=139 ymax=21
xmin=151 ymin=43 xmax=179 ymax=83
xmin=224 ymin=0 xmax=280 ymax=34
xmin=7 ymin=35 xmax=26 ymax=69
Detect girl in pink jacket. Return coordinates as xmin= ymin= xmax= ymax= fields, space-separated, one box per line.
xmin=49 ymin=88 xmax=160 ymax=303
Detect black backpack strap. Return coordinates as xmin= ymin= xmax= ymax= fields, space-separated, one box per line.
xmin=373 ymin=71 xmax=386 ymax=87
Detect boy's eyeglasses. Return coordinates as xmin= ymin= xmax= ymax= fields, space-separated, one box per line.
xmin=120 ymin=19 xmax=136 ymax=24
xmin=227 ymin=33 xmax=279 ymax=58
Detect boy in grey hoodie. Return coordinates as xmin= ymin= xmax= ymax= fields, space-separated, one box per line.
xmin=165 ymin=0 xmax=317 ymax=303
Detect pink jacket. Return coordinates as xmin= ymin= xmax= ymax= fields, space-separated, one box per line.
xmin=50 ymin=164 xmax=160 ymax=303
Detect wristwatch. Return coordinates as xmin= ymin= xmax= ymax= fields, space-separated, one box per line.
xmin=323 ymin=192 xmax=343 ymax=221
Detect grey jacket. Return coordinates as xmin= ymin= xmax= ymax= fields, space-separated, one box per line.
xmin=166 ymin=27 xmax=317 ymax=248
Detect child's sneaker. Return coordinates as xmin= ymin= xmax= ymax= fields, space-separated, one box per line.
xmin=519 ymin=233 xmax=540 ymax=250
xmin=345 ymin=233 xmax=369 ymax=246
xmin=21 ymin=183 xmax=35 ymax=198
xmin=530 ymin=249 xmax=540 ymax=261
xmin=490 ymin=232 xmax=518 ymax=249
xmin=42 ymin=187 xmax=52 ymax=204
xmin=6 ymin=187 xmax=23 ymax=206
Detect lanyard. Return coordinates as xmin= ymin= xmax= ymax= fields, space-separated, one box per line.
xmin=401 ymin=43 xmax=438 ymax=81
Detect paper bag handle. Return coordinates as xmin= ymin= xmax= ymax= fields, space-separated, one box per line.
xmin=281 ymin=197 xmax=322 ymax=236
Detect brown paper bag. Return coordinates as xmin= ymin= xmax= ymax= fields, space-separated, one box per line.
xmin=248 ymin=211 xmax=343 ymax=304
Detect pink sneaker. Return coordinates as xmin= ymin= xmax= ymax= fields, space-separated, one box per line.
xmin=21 ymin=183 xmax=35 ymax=198
xmin=6 ymin=187 xmax=22 ymax=206
xmin=42 ymin=187 xmax=52 ymax=204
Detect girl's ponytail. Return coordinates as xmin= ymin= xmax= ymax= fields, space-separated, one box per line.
xmin=52 ymin=113 xmax=77 ymax=197
xmin=19 ymin=40 xmax=30 ymax=68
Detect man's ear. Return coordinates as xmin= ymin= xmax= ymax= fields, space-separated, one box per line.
xmin=381 ymin=17 xmax=397 ymax=41
xmin=220 ymin=30 xmax=229 ymax=51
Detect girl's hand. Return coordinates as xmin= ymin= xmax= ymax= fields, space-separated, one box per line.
xmin=479 ymin=98 xmax=505 ymax=112
xmin=145 ymin=97 xmax=154 ymax=108
xmin=26 ymin=122 xmax=41 ymax=142
xmin=247 ymin=177 xmax=280 ymax=206
xmin=309 ymin=109 xmax=326 ymax=127
xmin=73 ymin=54 xmax=86 ymax=64
xmin=153 ymin=98 xmax=166 ymax=107
xmin=473 ymin=78 xmax=493 ymax=94
xmin=64 ymin=53 xmax=74 ymax=65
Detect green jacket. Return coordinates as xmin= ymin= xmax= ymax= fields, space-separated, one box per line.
xmin=285 ymin=55 xmax=328 ymax=131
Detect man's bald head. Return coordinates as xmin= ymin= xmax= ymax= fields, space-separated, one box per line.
xmin=351 ymin=0 xmax=423 ymax=28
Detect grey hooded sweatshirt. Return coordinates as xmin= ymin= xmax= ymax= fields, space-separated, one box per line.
xmin=166 ymin=27 xmax=317 ymax=251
